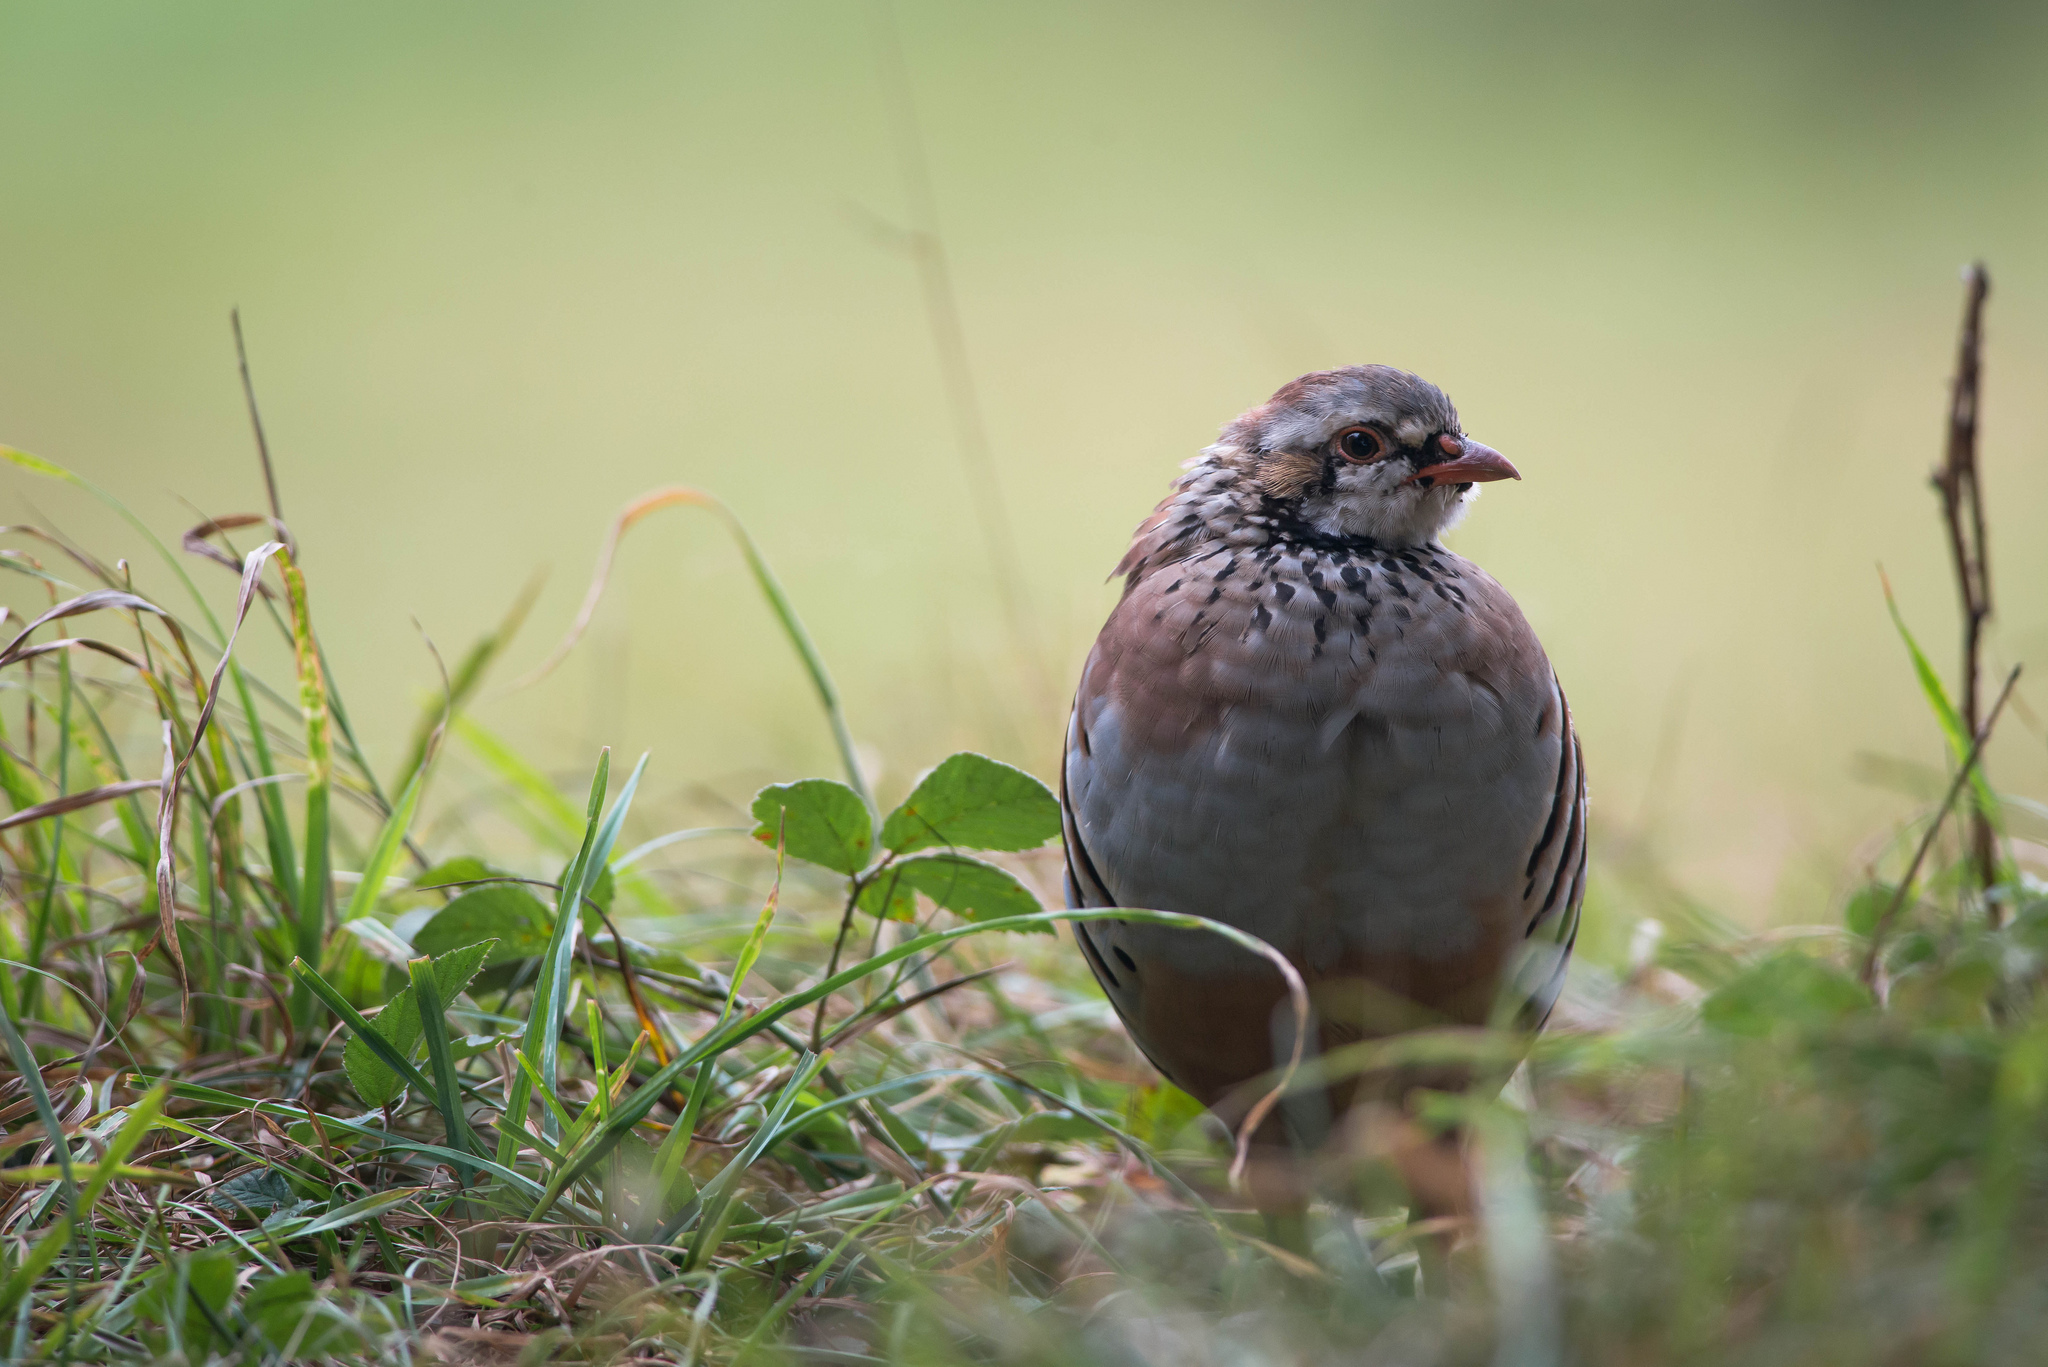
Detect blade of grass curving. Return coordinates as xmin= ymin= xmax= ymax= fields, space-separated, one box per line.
xmin=0 ymin=446 xmax=227 ymax=636
xmin=1882 ymin=569 xmax=1999 ymax=830
xmin=0 ymin=1163 xmax=195 ymax=1187
xmin=0 ymin=778 xmax=160 ymax=835
xmin=530 ymin=906 xmax=1304 ymax=1215
xmin=728 ymin=823 xmax=783 ymax=1021
xmin=612 ymin=825 xmax=749 ymax=871
xmin=408 ymin=958 xmax=477 ymax=1184
xmin=339 ymin=759 xmax=431 ymax=926
xmin=536 ymin=753 xmax=611 ymax=1131
xmin=510 ymin=486 xmax=873 ymax=815
xmin=288 ymin=957 xmax=435 ymax=1099
xmin=151 ymin=541 xmax=289 ymax=1008
xmin=1861 ymin=665 xmax=2021 ymax=982
xmin=0 ymin=986 xmax=76 ymax=1214
xmin=508 ymin=1049 xmax=578 ymax=1141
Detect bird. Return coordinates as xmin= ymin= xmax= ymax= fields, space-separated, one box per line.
xmin=1060 ymin=364 xmax=1585 ymax=1209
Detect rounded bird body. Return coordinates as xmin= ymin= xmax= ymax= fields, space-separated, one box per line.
xmin=1062 ymin=365 xmax=1585 ymax=1133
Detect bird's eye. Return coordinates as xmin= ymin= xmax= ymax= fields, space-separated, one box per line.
xmin=1336 ymin=426 xmax=1384 ymax=464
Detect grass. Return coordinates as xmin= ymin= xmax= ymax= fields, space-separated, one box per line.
xmin=1 ymin=316 xmax=2046 ymax=1365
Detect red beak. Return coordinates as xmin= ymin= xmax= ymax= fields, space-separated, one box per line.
xmin=1407 ymin=435 xmax=1521 ymax=488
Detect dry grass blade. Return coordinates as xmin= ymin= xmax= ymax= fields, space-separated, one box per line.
xmin=0 ymin=588 xmax=166 ymax=666
xmin=0 ymin=777 xmax=160 ymax=833
xmin=151 ymin=540 xmax=287 ymax=1001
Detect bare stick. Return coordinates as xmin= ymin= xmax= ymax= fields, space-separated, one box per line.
xmin=1933 ymin=265 xmax=1995 ymax=901
xmin=1861 ymin=664 xmax=2019 ymax=985
xmin=867 ymin=0 xmax=1052 ymax=717
xmin=230 ymin=309 xmax=285 ymax=525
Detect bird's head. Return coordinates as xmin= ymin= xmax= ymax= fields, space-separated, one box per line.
xmin=1215 ymin=365 xmax=1519 ymax=548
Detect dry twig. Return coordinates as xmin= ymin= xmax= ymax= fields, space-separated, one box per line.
xmin=1934 ymin=264 xmax=1997 ymax=903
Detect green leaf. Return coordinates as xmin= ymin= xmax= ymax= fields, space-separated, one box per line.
xmin=206 ymin=1167 xmax=299 ymax=1216
xmin=412 ymin=884 xmax=552 ymax=965
xmin=135 ymin=1247 xmax=241 ymax=1358
xmin=855 ymin=852 xmax=1047 ymax=930
xmin=1701 ymin=951 xmax=1874 ymax=1038
xmin=1844 ymin=884 xmax=1896 ymax=938
xmin=751 ymin=778 xmax=873 ymax=874
xmin=880 ymin=752 xmax=1060 ymax=855
xmin=245 ymin=1269 xmax=361 ymax=1357
xmin=342 ymin=940 xmax=494 ymax=1108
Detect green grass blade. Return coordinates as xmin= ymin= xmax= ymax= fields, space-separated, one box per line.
xmin=454 ymin=715 xmax=583 ymax=843
xmin=267 ymin=1187 xmax=428 ymax=1243
xmin=498 ymin=750 xmax=608 ymax=1167
xmin=229 ymin=666 xmax=298 ymax=921
xmin=1883 ymin=572 xmax=2000 ymax=826
xmin=408 ymin=957 xmax=477 ymax=1182
xmin=536 ymin=750 xmax=646 ymax=1137
xmin=0 ymin=1217 xmax=71 ymax=1319
xmin=0 ymin=985 xmax=75 ymax=1213
xmin=532 ymin=750 xmax=612 ymax=1139
xmin=288 ymin=957 xmax=435 ymax=1099
xmin=340 ymin=760 xmax=431 ymax=926
xmin=21 ymin=651 xmax=75 ymax=1020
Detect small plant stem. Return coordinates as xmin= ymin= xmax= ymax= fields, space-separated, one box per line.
xmin=1861 ymin=664 xmax=2020 ymax=985
xmin=810 ymin=873 xmax=873 ymax=1052
xmin=230 ymin=308 xmax=284 ymax=525
xmin=1935 ymin=265 xmax=1998 ymax=906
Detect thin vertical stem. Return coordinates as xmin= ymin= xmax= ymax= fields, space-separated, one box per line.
xmin=1933 ymin=264 xmax=1996 ymax=905
xmin=231 ymin=309 xmax=285 ymax=525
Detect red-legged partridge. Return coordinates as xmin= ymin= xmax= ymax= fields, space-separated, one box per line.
xmin=1062 ymin=365 xmax=1585 ymax=1159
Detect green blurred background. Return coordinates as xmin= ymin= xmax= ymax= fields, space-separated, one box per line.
xmin=3 ymin=1 xmax=2046 ymax=923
